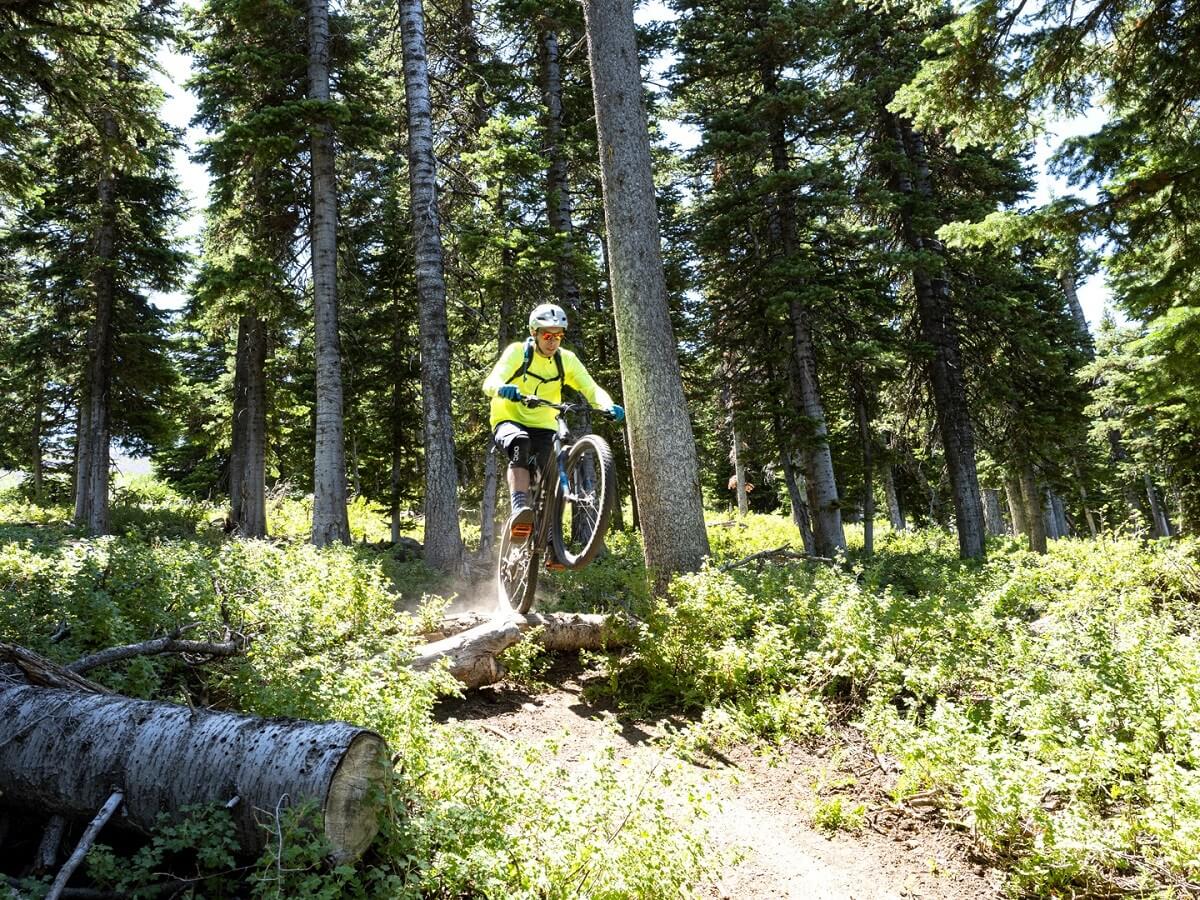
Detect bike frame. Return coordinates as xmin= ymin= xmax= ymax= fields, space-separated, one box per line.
xmin=525 ymin=407 xmax=575 ymax=556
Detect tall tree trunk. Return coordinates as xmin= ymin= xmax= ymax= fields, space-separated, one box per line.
xmin=766 ymin=359 xmax=815 ymax=551
xmin=882 ymin=109 xmax=985 ymax=559
xmin=399 ymin=0 xmax=465 ymax=572
xmin=721 ymin=365 xmax=748 ymax=515
xmin=231 ymin=314 xmax=268 ymax=538
xmin=389 ymin=338 xmax=404 ymax=546
xmin=350 ymin=432 xmax=362 ymax=497
xmin=539 ymin=23 xmax=582 ymax=315
xmin=31 ymin=384 xmax=44 ymax=503
xmin=759 ymin=61 xmax=844 ymax=556
xmin=229 ymin=317 xmax=249 ymax=528
xmin=1005 ymin=477 xmax=1027 ymax=537
xmin=540 ymin=23 xmax=599 ymax=540
xmin=780 ymin=445 xmax=815 ymax=554
xmin=308 ymin=0 xmax=350 ymax=546
xmin=1074 ymin=461 xmax=1098 ymax=537
xmin=982 ymin=488 xmax=1005 ymax=536
xmin=1019 ymin=465 xmax=1047 ymax=553
xmin=1144 ymin=473 xmax=1172 ymax=538
xmin=732 ymin=426 xmax=748 ymax=516
xmin=852 ymin=384 xmax=874 ymax=556
xmin=1050 ymin=490 xmax=1069 ymax=538
xmin=75 ymin=110 xmax=117 ymax=536
xmin=1042 ymin=489 xmax=1059 ymax=540
xmin=1058 ymin=269 xmax=1090 ymax=343
xmin=582 ymin=0 xmax=709 ymax=587
xmin=884 ymin=462 xmax=905 ymax=533
xmin=479 ymin=243 xmax=514 ymax=555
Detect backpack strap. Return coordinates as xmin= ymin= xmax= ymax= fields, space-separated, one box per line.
xmin=505 ymin=338 xmax=565 ymax=392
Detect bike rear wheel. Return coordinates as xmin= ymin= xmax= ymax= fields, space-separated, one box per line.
xmin=551 ymin=434 xmax=616 ymax=569
xmin=497 ymin=522 xmax=539 ymax=614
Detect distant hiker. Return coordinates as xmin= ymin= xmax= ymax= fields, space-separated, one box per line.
xmin=482 ymin=303 xmax=624 ymax=531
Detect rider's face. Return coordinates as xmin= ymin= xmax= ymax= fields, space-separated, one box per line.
xmin=535 ymin=329 xmax=564 ymax=355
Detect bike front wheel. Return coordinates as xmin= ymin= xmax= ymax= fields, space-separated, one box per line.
xmin=551 ymin=434 xmax=616 ymax=569
xmin=497 ymin=523 xmax=539 ymax=614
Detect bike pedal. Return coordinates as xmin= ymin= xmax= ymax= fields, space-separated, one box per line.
xmin=545 ymin=561 xmax=566 ymax=571
xmin=511 ymin=523 xmax=532 ymax=539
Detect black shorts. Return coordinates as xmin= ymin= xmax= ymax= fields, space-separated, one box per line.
xmin=494 ymin=421 xmax=555 ymax=475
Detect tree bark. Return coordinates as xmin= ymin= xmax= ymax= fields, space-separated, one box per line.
xmin=1144 ymin=473 xmax=1173 ymax=538
xmin=1074 ymin=461 xmax=1098 ymax=537
xmin=1042 ymin=488 xmax=1059 ymax=540
xmin=582 ymin=0 xmax=709 ymax=588
xmin=479 ymin=242 xmax=514 ymax=555
xmin=74 ymin=110 xmax=118 ymax=536
xmin=883 ymin=461 xmax=906 ymax=532
xmin=399 ymin=0 xmax=465 ymax=572
xmin=882 ymin=109 xmax=985 ymax=559
xmin=308 ymin=0 xmax=350 ymax=546
xmin=0 ymin=685 xmax=388 ymax=862
xmin=721 ymin=365 xmax=748 ymax=515
xmin=982 ymin=488 xmax=1005 ymax=536
xmin=766 ymin=365 xmax=816 ymax=552
xmin=1058 ymin=269 xmax=1090 ymax=343
xmin=230 ymin=314 xmax=268 ymax=537
xmin=1019 ymin=465 xmax=1047 ymax=553
xmin=31 ymin=384 xmax=44 ymax=502
xmin=1005 ymin=477 xmax=1027 ymax=537
xmin=852 ymin=384 xmax=874 ymax=556
xmin=539 ymin=22 xmax=582 ymax=315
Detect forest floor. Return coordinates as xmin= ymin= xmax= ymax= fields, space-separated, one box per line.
xmin=436 ymin=656 xmax=1004 ymax=899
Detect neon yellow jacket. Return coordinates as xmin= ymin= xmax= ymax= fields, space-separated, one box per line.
xmin=482 ymin=341 xmax=614 ymax=430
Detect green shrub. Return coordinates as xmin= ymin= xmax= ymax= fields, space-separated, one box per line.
xmin=597 ymin=512 xmax=1200 ymax=893
xmin=0 ymin=481 xmax=716 ymax=898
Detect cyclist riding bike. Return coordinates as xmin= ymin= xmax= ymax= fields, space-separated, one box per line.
xmin=482 ymin=303 xmax=625 ymax=540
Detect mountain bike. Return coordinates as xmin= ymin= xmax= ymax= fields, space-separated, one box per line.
xmin=497 ymin=399 xmax=618 ymax=614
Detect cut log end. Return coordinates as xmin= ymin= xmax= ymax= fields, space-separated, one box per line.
xmin=324 ymin=731 xmax=390 ymax=862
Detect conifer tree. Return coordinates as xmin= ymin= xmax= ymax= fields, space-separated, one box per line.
xmin=399 ymin=0 xmax=465 ymax=571
xmin=583 ymin=0 xmax=710 ymax=583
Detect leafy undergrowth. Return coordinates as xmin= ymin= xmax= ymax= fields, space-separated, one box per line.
xmin=0 ymin=483 xmax=710 ymax=899
xmin=7 ymin=480 xmax=1200 ymax=897
xmin=594 ymin=516 xmax=1200 ymax=896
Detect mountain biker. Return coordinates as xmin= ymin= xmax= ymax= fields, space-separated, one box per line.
xmin=482 ymin=303 xmax=624 ymax=534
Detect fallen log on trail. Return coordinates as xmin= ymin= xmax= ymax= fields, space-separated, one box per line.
xmin=421 ymin=610 xmax=631 ymax=647
xmin=412 ymin=619 xmax=524 ymax=688
xmin=413 ymin=611 xmax=632 ymax=688
xmin=0 ymin=684 xmax=389 ymax=862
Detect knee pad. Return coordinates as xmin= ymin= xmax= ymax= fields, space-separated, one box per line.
xmin=507 ymin=436 xmax=531 ymax=469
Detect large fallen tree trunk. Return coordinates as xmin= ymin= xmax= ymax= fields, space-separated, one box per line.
xmin=413 ymin=611 xmax=632 ymax=688
xmin=0 ymin=684 xmax=389 ymax=862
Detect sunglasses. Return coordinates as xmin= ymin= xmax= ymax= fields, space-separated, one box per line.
xmin=539 ymin=331 xmax=565 ymax=341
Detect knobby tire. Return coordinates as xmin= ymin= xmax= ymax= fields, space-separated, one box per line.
xmin=551 ymin=435 xmax=616 ymax=569
xmin=498 ymin=519 xmax=539 ymax=614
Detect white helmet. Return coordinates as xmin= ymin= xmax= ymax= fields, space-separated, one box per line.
xmin=528 ymin=303 xmax=569 ymax=333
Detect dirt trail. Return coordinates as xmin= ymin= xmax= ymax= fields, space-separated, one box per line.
xmin=437 ymin=661 xmax=1002 ymax=899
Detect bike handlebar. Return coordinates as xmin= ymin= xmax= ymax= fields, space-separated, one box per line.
xmin=518 ymin=395 xmax=619 ymax=419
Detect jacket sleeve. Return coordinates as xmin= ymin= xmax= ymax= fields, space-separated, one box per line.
xmin=563 ymin=352 xmax=614 ymax=410
xmin=483 ymin=343 xmax=523 ymax=397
